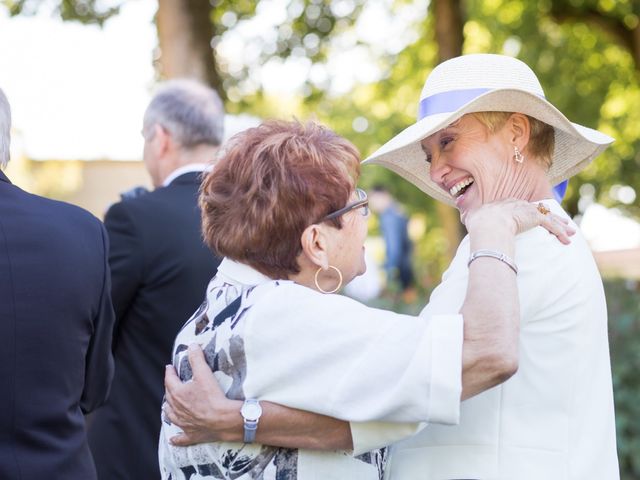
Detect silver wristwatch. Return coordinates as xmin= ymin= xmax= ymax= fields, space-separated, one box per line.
xmin=240 ymin=399 xmax=262 ymax=443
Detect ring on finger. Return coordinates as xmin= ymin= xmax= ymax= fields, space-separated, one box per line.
xmin=537 ymin=203 xmax=550 ymax=215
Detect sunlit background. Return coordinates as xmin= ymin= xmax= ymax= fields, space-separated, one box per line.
xmin=1 ymin=0 xmax=639 ymax=476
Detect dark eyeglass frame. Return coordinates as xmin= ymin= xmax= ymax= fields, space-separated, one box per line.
xmin=323 ymin=188 xmax=369 ymax=221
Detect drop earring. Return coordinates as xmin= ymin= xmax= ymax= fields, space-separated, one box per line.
xmin=513 ymin=146 xmax=525 ymax=164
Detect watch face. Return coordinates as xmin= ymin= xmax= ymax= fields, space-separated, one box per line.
xmin=241 ymin=402 xmax=262 ymax=421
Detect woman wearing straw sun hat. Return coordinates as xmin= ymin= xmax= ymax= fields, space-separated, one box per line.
xmin=360 ymin=53 xmax=619 ymax=480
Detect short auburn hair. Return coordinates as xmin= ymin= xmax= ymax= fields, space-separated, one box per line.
xmin=471 ymin=111 xmax=555 ymax=169
xmin=200 ymin=119 xmax=361 ymax=279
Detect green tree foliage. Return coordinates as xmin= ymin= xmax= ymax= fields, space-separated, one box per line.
xmin=216 ymin=0 xmax=367 ymax=112
xmin=2 ymin=0 xmax=120 ymax=26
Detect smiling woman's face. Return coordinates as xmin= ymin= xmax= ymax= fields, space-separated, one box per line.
xmin=420 ymin=113 xmax=528 ymax=221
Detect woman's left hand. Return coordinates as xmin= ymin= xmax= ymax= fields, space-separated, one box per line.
xmin=465 ymin=199 xmax=576 ymax=245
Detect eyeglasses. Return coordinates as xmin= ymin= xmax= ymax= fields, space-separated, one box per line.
xmin=323 ymin=188 xmax=369 ymax=221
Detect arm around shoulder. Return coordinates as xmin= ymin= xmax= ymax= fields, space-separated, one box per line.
xmin=164 ymin=344 xmax=354 ymax=451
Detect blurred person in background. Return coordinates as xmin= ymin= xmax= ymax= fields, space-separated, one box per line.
xmin=160 ymin=119 xmax=574 ymax=479
xmin=0 ymin=87 xmax=115 ymax=479
xmin=368 ymin=185 xmax=416 ymax=301
xmin=88 ymin=79 xmax=223 ymax=479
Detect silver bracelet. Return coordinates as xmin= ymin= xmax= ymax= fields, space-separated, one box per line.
xmin=467 ymin=249 xmax=518 ymax=275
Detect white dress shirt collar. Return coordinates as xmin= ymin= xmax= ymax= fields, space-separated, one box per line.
xmin=162 ymin=163 xmax=210 ymax=187
xmin=216 ymin=257 xmax=274 ymax=287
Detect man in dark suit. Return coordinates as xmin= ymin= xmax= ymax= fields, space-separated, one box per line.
xmin=88 ymin=80 xmax=223 ymax=479
xmin=0 ymin=89 xmax=115 ymax=479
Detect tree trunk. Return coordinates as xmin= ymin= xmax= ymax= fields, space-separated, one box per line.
xmin=433 ymin=0 xmax=464 ymax=63
xmin=156 ymin=0 xmax=224 ymax=98
xmin=432 ymin=0 xmax=466 ymax=260
xmin=631 ymin=23 xmax=640 ymax=69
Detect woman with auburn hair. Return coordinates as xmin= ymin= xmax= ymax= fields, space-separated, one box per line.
xmin=159 ymin=119 xmax=572 ymax=480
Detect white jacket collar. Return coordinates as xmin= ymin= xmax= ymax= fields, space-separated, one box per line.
xmin=217 ymin=258 xmax=273 ymax=286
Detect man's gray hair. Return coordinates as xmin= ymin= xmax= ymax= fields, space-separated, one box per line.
xmin=143 ymin=79 xmax=224 ymax=148
xmin=0 ymin=88 xmax=11 ymax=168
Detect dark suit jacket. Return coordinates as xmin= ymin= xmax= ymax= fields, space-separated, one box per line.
xmin=0 ymin=170 xmax=115 ymax=479
xmin=88 ymin=171 xmax=221 ymax=479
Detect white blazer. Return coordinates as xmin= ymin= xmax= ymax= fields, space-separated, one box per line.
xmin=384 ymin=200 xmax=619 ymax=480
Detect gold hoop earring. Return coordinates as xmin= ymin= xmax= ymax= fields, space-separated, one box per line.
xmin=513 ymin=146 xmax=525 ymax=164
xmin=314 ymin=265 xmax=343 ymax=294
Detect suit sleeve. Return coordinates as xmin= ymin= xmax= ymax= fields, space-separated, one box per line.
xmin=80 ymin=219 xmax=116 ymax=413
xmin=103 ymin=201 xmax=144 ymax=347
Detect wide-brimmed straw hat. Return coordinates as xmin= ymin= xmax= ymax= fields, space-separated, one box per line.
xmin=363 ymin=54 xmax=614 ymax=205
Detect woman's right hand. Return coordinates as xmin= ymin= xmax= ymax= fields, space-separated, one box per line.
xmin=164 ymin=344 xmax=243 ymax=446
xmin=465 ymin=199 xmax=576 ymax=245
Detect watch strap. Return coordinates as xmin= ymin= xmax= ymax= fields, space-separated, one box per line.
xmin=243 ymin=419 xmax=258 ymax=443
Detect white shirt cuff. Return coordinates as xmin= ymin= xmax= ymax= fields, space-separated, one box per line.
xmin=350 ymin=422 xmax=426 ymax=456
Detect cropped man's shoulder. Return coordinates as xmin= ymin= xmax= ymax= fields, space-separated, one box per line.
xmin=104 ymin=187 xmax=183 ymax=231
xmin=24 ymin=189 xmax=101 ymax=225
xmin=108 ymin=182 xmax=199 ymax=218
xmin=105 ymin=189 xmax=154 ymax=219
xmin=110 ymin=185 xmax=171 ymax=208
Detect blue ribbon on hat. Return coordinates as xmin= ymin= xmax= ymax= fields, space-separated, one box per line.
xmin=418 ymin=88 xmax=493 ymax=120
xmin=553 ymin=180 xmax=568 ymax=202
xmin=417 ymin=88 xmax=547 ymax=121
